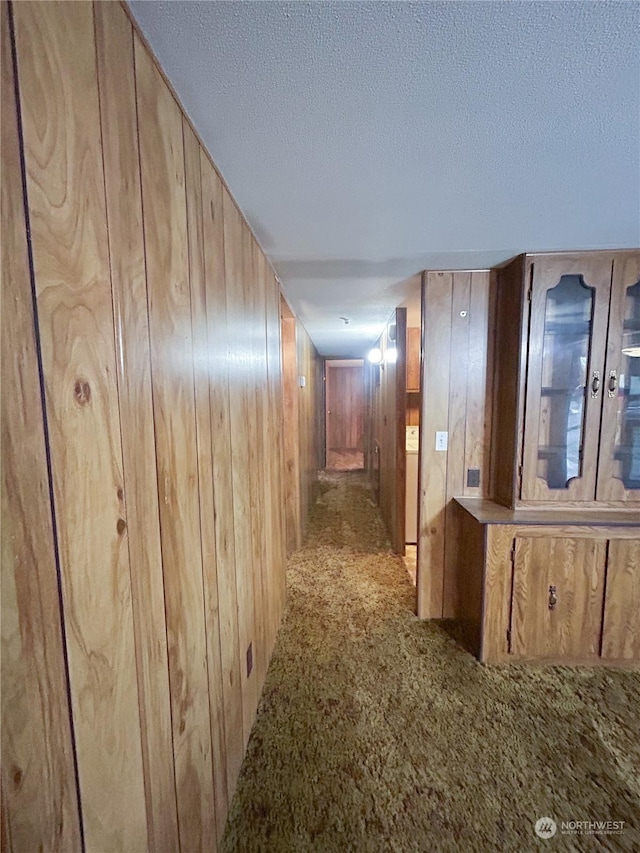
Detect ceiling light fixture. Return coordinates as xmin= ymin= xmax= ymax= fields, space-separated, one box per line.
xmin=367 ymin=347 xmax=382 ymax=364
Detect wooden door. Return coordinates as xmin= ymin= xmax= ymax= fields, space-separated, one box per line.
xmin=510 ymin=535 xmax=606 ymax=659
xmin=326 ymin=363 xmax=364 ymax=468
xmin=601 ymin=539 xmax=640 ymax=661
xmin=597 ymin=253 xmax=640 ymax=503
xmin=521 ymin=255 xmax=613 ymax=502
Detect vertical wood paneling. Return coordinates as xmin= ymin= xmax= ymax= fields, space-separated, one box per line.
xmin=282 ymin=312 xmax=302 ymax=554
xmin=6 ymin=3 xmax=296 ymax=847
xmin=367 ymin=310 xmax=406 ymax=554
xmin=394 ymin=309 xmax=408 ymax=554
xmin=491 ymin=257 xmax=526 ymax=506
xmin=442 ymin=274 xmax=471 ymax=617
xmin=183 ymin=121 xmax=228 ymax=840
xmin=266 ymin=276 xmax=288 ymax=645
xmin=93 ymin=6 xmax=179 ymax=848
xmin=243 ymin=227 xmax=267 ymax=697
xmin=417 ymin=273 xmax=453 ymax=618
xmin=14 ymin=3 xmax=148 ymax=849
xmin=297 ymin=324 xmax=322 ymax=538
xmin=253 ymin=240 xmax=272 ymax=685
xmin=199 ymin=153 xmax=245 ymax=801
xmin=223 ymin=187 xmax=259 ymax=748
xmin=135 ymin=35 xmax=216 ymax=851
xmin=1 ymin=5 xmax=81 ymax=846
xmin=417 ymin=270 xmax=494 ymax=620
xmin=464 ymin=271 xmax=494 ymax=497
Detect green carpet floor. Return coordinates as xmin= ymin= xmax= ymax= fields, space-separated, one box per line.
xmin=222 ymin=472 xmax=640 ymax=852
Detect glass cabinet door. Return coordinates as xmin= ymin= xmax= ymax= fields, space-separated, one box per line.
xmin=521 ymin=256 xmax=612 ymax=502
xmin=597 ymin=255 xmax=640 ymax=502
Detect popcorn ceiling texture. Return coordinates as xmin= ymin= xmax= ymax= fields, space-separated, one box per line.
xmin=129 ymin=1 xmax=639 ymax=356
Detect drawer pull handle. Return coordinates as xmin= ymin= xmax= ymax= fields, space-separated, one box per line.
xmin=548 ymin=585 xmax=558 ymax=610
xmin=608 ymin=371 xmax=617 ymax=397
xmin=591 ymin=371 xmax=600 ymax=398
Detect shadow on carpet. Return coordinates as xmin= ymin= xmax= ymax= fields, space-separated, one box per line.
xmin=222 ymin=471 xmax=640 ymax=852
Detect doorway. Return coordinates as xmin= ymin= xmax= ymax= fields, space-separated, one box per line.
xmin=325 ymin=359 xmax=364 ymax=470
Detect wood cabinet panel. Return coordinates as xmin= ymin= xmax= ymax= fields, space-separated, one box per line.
xmin=14 ymin=4 xmax=148 ymax=848
xmin=511 ymin=536 xmax=606 ymax=659
xmin=94 ymin=7 xmax=179 ymax=848
xmin=598 ymin=254 xmax=640 ymax=502
xmin=494 ymin=250 xmax=639 ymax=508
xmin=521 ymin=255 xmax=613 ymax=502
xmin=1 ymin=6 xmax=81 ymax=845
xmin=457 ymin=501 xmax=639 ymax=665
xmin=135 ymin=35 xmax=216 ymax=851
xmin=602 ymin=539 xmax=640 ymax=661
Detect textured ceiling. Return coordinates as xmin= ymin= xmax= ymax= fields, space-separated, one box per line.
xmin=129 ymin=1 xmax=639 ymax=356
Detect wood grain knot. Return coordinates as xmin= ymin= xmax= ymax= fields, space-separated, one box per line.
xmin=117 ymin=487 xmax=124 ymax=501
xmin=12 ymin=766 xmax=22 ymax=787
xmin=73 ymin=380 xmax=91 ymax=405
xmin=116 ymin=518 xmax=127 ymax=536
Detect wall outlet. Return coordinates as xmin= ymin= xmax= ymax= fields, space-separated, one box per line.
xmin=299 ymin=375 xmax=306 ymax=387
xmin=467 ymin=468 xmax=481 ymax=487
xmin=435 ymin=431 xmax=448 ymax=451
xmin=246 ymin=642 xmax=253 ymax=677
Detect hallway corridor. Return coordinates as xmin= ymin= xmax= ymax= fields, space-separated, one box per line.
xmin=222 ymin=472 xmax=640 ymax=852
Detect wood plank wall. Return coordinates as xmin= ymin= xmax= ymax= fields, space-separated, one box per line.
xmin=297 ymin=324 xmax=323 ymax=540
xmin=365 ymin=309 xmax=407 ymax=554
xmin=281 ymin=298 xmax=322 ymax=554
xmin=1 ymin=2 xmax=292 ymax=849
xmin=417 ymin=271 xmax=495 ymax=619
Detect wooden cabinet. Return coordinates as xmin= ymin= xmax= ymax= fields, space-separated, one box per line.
xmin=601 ymin=539 xmax=640 ymax=661
xmin=492 ymin=251 xmax=640 ymax=507
xmin=510 ymin=534 xmax=606 ymax=659
xmin=455 ymin=499 xmax=640 ymax=665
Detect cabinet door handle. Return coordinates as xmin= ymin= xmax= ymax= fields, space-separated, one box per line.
xmin=590 ymin=371 xmax=601 ymax=398
xmin=548 ymin=585 xmax=558 ymax=610
xmin=607 ymin=370 xmax=617 ymax=397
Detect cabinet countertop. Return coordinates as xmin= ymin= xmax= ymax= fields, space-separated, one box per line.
xmin=455 ymin=497 xmax=640 ymax=527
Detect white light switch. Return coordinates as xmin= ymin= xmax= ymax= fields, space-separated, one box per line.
xmin=299 ymin=375 xmax=306 ymax=387
xmin=435 ymin=431 xmax=448 ymax=451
